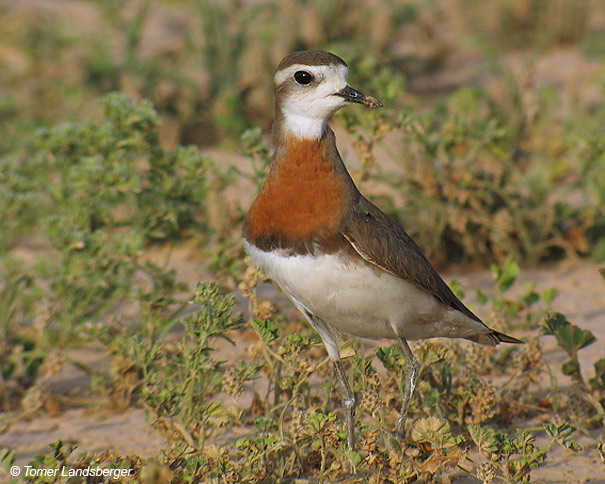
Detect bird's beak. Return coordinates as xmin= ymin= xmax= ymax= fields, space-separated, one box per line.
xmin=335 ymin=85 xmax=383 ymax=108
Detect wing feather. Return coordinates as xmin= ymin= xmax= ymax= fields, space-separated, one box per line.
xmin=341 ymin=196 xmax=483 ymax=323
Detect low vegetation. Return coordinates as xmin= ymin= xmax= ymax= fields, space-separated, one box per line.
xmin=1 ymin=0 xmax=604 ymax=482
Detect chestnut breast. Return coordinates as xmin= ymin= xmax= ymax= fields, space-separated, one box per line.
xmin=244 ymin=136 xmax=353 ymax=251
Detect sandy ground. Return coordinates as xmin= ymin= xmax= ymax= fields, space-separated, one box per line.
xmin=2 ymin=2 xmax=604 ymax=482
xmin=1 ymin=258 xmax=604 ymax=482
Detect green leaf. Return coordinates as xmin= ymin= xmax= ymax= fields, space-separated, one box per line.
xmin=541 ymin=312 xmax=570 ymax=336
xmin=589 ymin=358 xmax=605 ymax=390
xmin=542 ymin=287 xmax=559 ymax=304
xmin=544 ymin=421 xmax=581 ymax=451
xmin=555 ymin=323 xmax=596 ymax=357
xmin=346 ymin=449 xmax=363 ymax=468
xmin=412 ymin=417 xmax=463 ymax=448
xmin=491 ymin=256 xmax=520 ymax=292
xmin=235 ymin=437 xmax=251 ymax=449
xmin=522 ymin=291 xmax=540 ymax=307
xmin=476 ymin=289 xmax=488 ymax=305
xmin=423 ymin=388 xmax=440 ymax=408
xmin=448 ymin=279 xmax=465 ymax=299
xmin=254 ymin=416 xmax=277 ymax=433
xmin=561 ymin=359 xmax=580 ymax=377
xmin=375 ymin=345 xmax=404 ymax=375
xmin=251 ymin=318 xmax=279 ymax=344
xmin=467 ymin=424 xmax=499 ymax=456
xmin=0 ymin=448 xmax=17 ymax=471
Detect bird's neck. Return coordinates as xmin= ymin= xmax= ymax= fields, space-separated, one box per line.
xmin=273 ymin=106 xmax=328 ymax=142
xmin=269 ymin=123 xmax=341 ymax=174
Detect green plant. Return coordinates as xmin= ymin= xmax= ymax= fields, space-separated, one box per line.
xmin=477 ymin=255 xmax=559 ymax=328
xmin=2 ymin=93 xmax=223 ymax=343
xmin=0 ymin=260 xmax=43 ymax=411
xmin=0 ymin=93 xmax=236 ymax=413
xmin=410 ymin=417 xmax=466 ymax=478
xmin=397 ymin=86 xmax=581 ymax=264
xmin=540 ymin=312 xmax=605 ymax=428
xmin=468 ymin=425 xmax=547 ymax=483
xmin=452 ymin=0 xmax=588 ymax=50
xmin=113 ymin=282 xmax=245 ymax=450
xmin=1 ymin=2 xmax=604 ymax=482
xmin=541 ymin=312 xmax=596 ymax=386
xmin=468 ymin=420 xmax=581 ymax=484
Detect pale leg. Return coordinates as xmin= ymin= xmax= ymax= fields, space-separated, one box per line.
xmin=333 ymin=357 xmax=356 ymax=451
xmin=303 ymin=310 xmax=356 ymax=451
xmin=395 ymin=336 xmax=421 ymax=440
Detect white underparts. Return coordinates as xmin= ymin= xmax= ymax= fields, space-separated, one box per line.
xmin=244 ymin=241 xmax=491 ymax=346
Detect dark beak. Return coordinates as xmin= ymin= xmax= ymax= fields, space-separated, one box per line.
xmin=335 ymin=85 xmax=383 ymax=108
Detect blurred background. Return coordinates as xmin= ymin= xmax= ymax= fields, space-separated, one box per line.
xmin=1 ymin=1 xmax=605 ymax=480
xmin=2 ymin=0 xmax=604 ymax=145
xmin=2 ymin=0 xmax=604 ymax=267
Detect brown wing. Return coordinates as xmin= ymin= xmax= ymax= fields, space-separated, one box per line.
xmin=341 ymin=195 xmax=483 ymax=324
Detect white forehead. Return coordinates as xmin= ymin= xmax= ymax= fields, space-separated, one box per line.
xmin=274 ymin=63 xmax=349 ymax=86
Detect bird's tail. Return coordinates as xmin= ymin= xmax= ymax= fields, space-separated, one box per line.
xmin=469 ymin=330 xmax=523 ymax=346
xmin=493 ymin=331 xmax=523 ymax=344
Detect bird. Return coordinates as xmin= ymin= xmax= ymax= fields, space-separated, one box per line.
xmin=243 ymin=50 xmax=521 ymax=451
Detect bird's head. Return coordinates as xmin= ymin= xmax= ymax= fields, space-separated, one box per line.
xmin=274 ymin=50 xmax=382 ymax=140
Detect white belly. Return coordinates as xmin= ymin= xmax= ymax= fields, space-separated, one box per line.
xmin=244 ymin=241 xmax=482 ymax=342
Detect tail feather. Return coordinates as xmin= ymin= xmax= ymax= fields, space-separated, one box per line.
xmin=468 ymin=330 xmax=523 ymax=346
xmin=493 ymin=331 xmax=523 ymax=344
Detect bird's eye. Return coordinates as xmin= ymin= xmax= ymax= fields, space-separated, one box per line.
xmin=294 ymin=71 xmax=313 ymax=85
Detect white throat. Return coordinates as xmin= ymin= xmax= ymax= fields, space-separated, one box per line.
xmin=281 ymin=112 xmax=328 ymax=140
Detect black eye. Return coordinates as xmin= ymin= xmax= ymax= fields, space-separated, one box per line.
xmin=294 ymin=71 xmax=313 ymax=85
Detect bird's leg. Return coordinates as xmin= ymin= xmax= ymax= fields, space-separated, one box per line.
xmin=333 ymin=357 xmax=356 ymax=452
xmin=303 ymin=311 xmax=357 ymax=452
xmin=395 ymin=336 xmax=421 ymax=440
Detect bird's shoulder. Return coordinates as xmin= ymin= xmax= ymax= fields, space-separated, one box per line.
xmin=340 ymin=195 xmax=482 ymax=322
